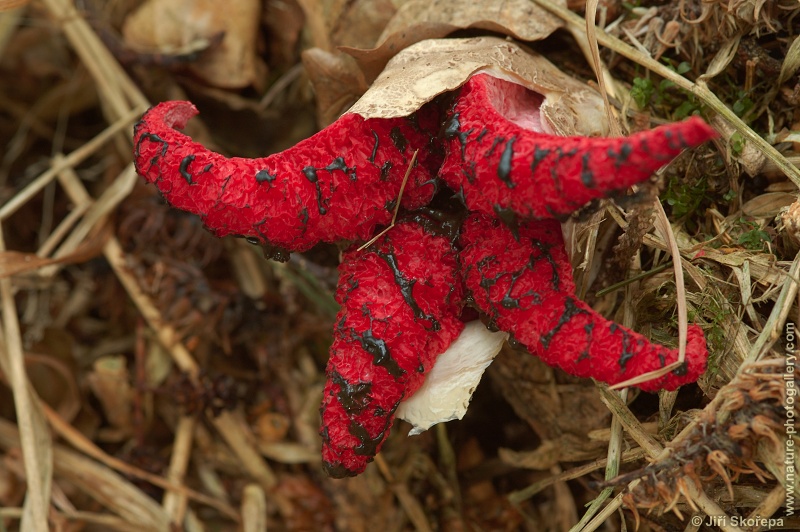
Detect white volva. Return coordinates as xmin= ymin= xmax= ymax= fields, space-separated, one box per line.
xmin=396 ymin=321 xmax=508 ymax=435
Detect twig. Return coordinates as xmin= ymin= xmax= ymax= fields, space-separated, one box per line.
xmin=357 ymin=149 xmax=418 ymax=251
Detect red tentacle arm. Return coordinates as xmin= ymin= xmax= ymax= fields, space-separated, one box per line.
xmin=458 ymin=214 xmax=707 ymax=391
xmin=320 ymin=220 xmax=464 ymax=477
xmin=439 ymin=74 xmax=718 ymax=221
xmin=133 ymin=102 xmax=441 ymax=260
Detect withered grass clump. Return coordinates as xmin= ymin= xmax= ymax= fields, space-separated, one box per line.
xmin=607 ymin=360 xmax=792 ymax=519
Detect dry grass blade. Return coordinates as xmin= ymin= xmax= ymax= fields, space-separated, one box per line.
xmin=0 ymin=228 xmax=52 ymax=531
xmin=375 ymin=455 xmax=434 ymax=532
xmin=0 ymin=507 xmax=153 ymax=532
xmin=596 ymin=387 xmax=662 ymax=457
xmin=50 ymin=446 xmax=170 ymax=530
xmin=508 ymin=448 xmax=648 ymax=504
xmin=0 ymin=107 xmax=143 ymax=221
xmin=0 ymin=417 xmax=168 ymax=530
xmin=35 ymin=163 xmax=139 ymax=278
xmin=162 ymin=416 xmax=197 ymax=524
xmin=42 ymin=403 xmax=239 ymax=520
xmin=55 ymin=165 xmax=278 ymax=498
xmin=778 ymin=35 xmax=800 ymax=86
xmin=697 ymin=36 xmax=741 ymax=83
xmin=41 ymin=0 xmax=148 ymax=115
xmin=241 ymin=484 xmax=268 ymax=532
xmin=745 ymin=248 xmax=800 ymax=362
xmin=567 ymin=390 xmax=626 ymax=531
xmin=583 ymin=0 xmax=619 ymax=136
xmin=212 ymin=411 xmax=277 ymax=490
xmin=748 ymin=484 xmax=789 ymax=523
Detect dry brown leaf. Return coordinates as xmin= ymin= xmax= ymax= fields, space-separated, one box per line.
xmin=86 ymin=355 xmax=133 ymax=441
xmin=0 ymin=0 xmax=29 ymax=11
xmin=343 ymin=0 xmax=564 ymax=82
xmin=0 ymin=231 xmax=106 ymax=279
xmin=741 ymin=192 xmax=796 ymax=218
xmin=302 ymin=48 xmax=368 ymax=126
xmin=380 ymin=0 xmax=563 ymax=44
xmin=330 ymin=0 xmax=397 ymax=49
xmin=263 ymin=0 xmax=306 ymax=67
xmin=122 ymin=0 xmax=265 ymax=89
xmin=348 ymin=36 xmax=607 ymax=138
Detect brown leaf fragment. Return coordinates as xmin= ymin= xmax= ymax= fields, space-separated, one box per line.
xmin=342 ymin=23 xmax=464 ymax=84
xmin=741 ymin=192 xmax=796 ymax=218
xmin=302 ymin=48 xmax=368 ymax=126
xmin=330 ymin=0 xmax=397 ymax=49
xmin=86 ymin=356 xmax=133 ymax=441
xmin=379 ymin=0 xmax=563 ymax=44
xmin=347 ymin=36 xmax=607 ymax=138
xmin=122 ymin=0 xmax=266 ymax=88
xmin=0 ymin=252 xmax=60 ymax=278
xmin=343 ymin=0 xmax=565 ymax=82
xmin=263 ymin=0 xmax=306 ymax=68
xmin=0 ymin=231 xmax=106 ymax=279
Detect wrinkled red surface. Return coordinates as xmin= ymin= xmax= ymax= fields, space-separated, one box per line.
xmin=132 ymin=74 xmax=719 ymax=478
xmin=439 ymin=74 xmax=718 ymax=220
xmin=133 ymin=102 xmax=440 ymax=256
xmin=320 ymin=221 xmax=464 ymax=477
xmin=459 ymin=214 xmax=707 ymax=391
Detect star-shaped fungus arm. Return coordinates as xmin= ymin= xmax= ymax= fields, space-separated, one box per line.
xmin=439 ymin=73 xmax=718 ymax=221
xmin=320 ymin=219 xmax=465 ymax=477
xmin=458 ymin=214 xmax=707 ymax=392
xmin=133 ymin=101 xmax=442 ymax=260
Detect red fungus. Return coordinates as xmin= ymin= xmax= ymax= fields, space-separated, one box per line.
xmin=458 ymin=213 xmax=707 ymax=391
xmin=133 ymin=101 xmax=441 ymax=260
xmin=320 ymin=219 xmax=464 ymax=477
xmin=133 ymin=67 xmax=719 ymax=478
xmin=439 ymin=73 xmax=718 ymax=221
